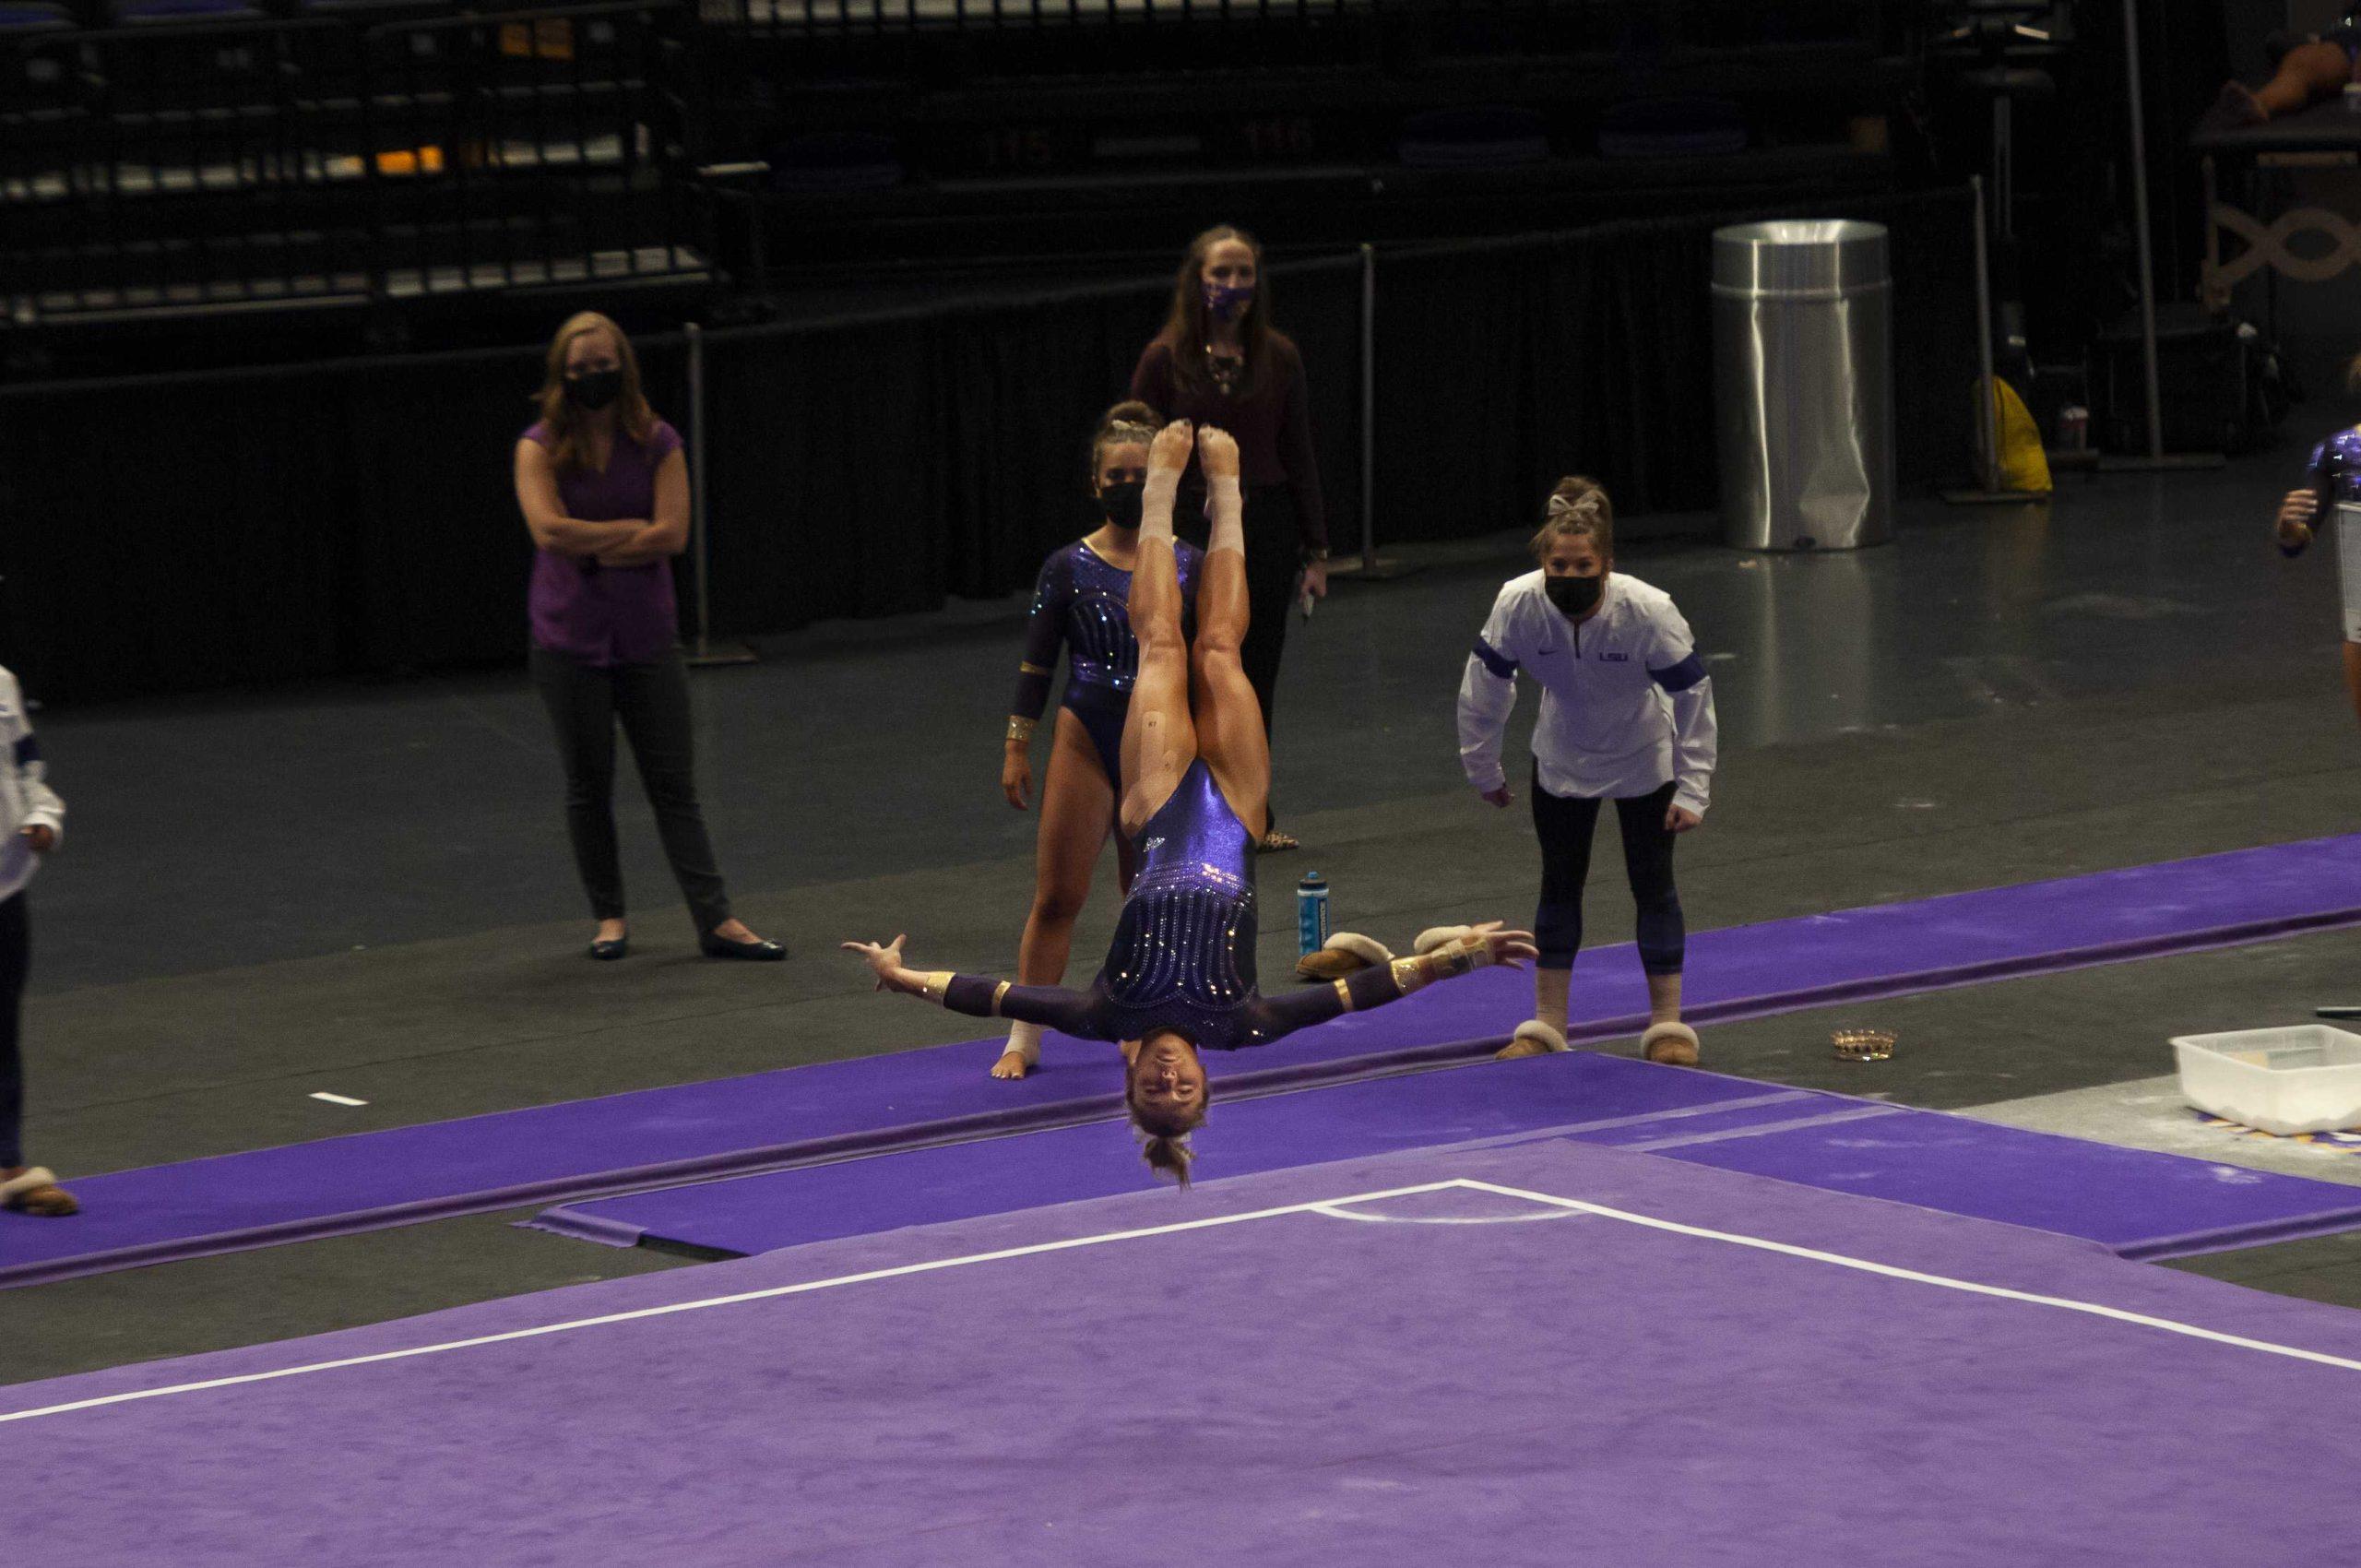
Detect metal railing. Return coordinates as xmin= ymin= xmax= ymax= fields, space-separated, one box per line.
xmin=0 ymin=1 xmax=706 ymax=327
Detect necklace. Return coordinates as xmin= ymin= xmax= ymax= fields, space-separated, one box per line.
xmin=1204 ymin=346 xmax=1244 ymax=395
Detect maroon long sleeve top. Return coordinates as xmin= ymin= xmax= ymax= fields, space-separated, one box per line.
xmin=1128 ymin=331 xmax=1328 ymax=553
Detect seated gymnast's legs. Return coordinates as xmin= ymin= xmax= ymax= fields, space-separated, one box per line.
xmin=2217 ymin=39 xmax=2351 ymax=125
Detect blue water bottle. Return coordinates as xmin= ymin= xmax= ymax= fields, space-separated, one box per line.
xmin=1297 ymin=872 xmax=1329 ymax=958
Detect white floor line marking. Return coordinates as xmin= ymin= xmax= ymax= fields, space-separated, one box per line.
xmin=1449 ymin=1179 xmax=2361 ymax=1374
xmin=0 ymin=1180 xmax=1472 ymax=1426
xmin=1311 ymin=1202 xmax=1581 ymax=1227
xmin=1618 ymin=1105 xmax=1903 ymax=1153
xmin=308 ymin=1093 xmax=368 ymax=1108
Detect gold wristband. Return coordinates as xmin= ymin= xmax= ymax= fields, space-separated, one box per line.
xmin=1333 ymin=978 xmax=1356 ymax=1013
xmin=1006 ymin=717 xmax=1038 ymax=745
xmin=1389 ymin=956 xmax=1429 ymax=996
xmin=919 ymin=970 xmax=955 ymax=1004
xmin=991 ymin=980 xmax=1012 ymax=1017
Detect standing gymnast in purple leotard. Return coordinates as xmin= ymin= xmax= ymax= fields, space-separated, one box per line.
xmin=848 ymin=422 xmax=1535 ymax=1184
xmin=991 ymin=401 xmax=1204 ymax=1081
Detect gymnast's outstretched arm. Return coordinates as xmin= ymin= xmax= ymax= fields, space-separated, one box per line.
xmin=842 ymin=935 xmax=1106 ymax=1038
xmin=1245 ymin=923 xmax=1537 ymax=1045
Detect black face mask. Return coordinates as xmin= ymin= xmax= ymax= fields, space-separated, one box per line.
xmin=564 ymin=369 xmax=623 ymax=411
xmin=1100 ymin=480 xmax=1145 ymax=529
xmin=1546 ymin=574 xmax=1604 ymax=617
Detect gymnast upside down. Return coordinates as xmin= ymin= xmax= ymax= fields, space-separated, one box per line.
xmin=845 ymin=421 xmax=1535 ymax=1184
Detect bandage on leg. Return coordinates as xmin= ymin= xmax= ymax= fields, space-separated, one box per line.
xmin=992 ymin=1020 xmax=1044 ymax=1077
xmin=1534 ymin=966 xmax=1572 ymax=1034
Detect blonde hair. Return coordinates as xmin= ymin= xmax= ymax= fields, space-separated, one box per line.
xmin=534 ymin=311 xmax=657 ymax=472
xmin=1089 ymin=398 xmax=1162 ymax=488
xmin=1530 ymin=475 xmax=1615 ymax=561
xmin=1127 ymin=1039 xmax=1209 ymax=1190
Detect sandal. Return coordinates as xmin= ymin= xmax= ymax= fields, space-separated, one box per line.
xmin=1640 ymin=1022 xmax=1701 ymax=1067
xmin=1294 ymin=932 xmax=1394 ymax=981
xmin=1 ymin=1166 xmax=78 ymax=1218
xmin=1496 ymin=1019 xmax=1570 ymax=1061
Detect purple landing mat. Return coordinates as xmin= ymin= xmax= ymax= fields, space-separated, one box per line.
xmin=10 ymin=1141 xmax=2361 ymax=1566
xmin=11 ymin=833 xmax=2361 ymax=1289
xmin=533 ymin=1051 xmax=2361 ymax=1263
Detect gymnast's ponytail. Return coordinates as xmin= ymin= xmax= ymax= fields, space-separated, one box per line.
xmin=1133 ymin=1123 xmax=1197 ymax=1189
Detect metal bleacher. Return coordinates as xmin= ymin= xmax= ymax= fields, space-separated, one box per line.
xmin=0 ymin=0 xmax=706 ymax=339
xmin=2 ymin=0 xmax=1923 ymax=363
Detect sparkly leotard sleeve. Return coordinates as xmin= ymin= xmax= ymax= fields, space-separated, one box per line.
xmin=1010 ymin=552 xmax=1073 ymax=724
xmin=941 ymin=758 xmax=1415 ymax=1048
xmin=1011 ymin=540 xmax=1204 ymax=788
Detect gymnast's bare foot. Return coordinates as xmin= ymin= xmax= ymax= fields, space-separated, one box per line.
xmin=990 ymin=1045 xmax=1036 ymax=1080
xmin=1149 ymin=419 xmax=1194 ymax=475
xmin=1197 ymin=424 xmax=1240 ymax=481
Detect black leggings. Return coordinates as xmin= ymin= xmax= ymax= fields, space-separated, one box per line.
xmin=0 ymin=892 xmax=26 ymax=1169
xmin=530 ymin=647 xmax=732 ymax=933
xmin=1530 ymin=769 xmax=1684 ymax=976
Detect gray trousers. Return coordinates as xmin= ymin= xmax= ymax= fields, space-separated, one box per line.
xmin=530 ymin=647 xmax=732 ymax=934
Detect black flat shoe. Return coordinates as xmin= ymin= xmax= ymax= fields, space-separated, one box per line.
xmin=701 ymin=933 xmax=787 ymax=962
xmin=587 ymin=936 xmax=629 ymax=961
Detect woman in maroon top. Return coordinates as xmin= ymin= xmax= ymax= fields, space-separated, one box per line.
xmin=512 ymin=312 xmax=781 ymax=963
xmin=1130 ymin=224 xmax=1327 ymax=851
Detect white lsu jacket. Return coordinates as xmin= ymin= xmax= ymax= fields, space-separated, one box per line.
xmin=0 ymin=667 xmax=65 ymax=904
xmin=1456 ymin=570 xmax=1717 ymax=815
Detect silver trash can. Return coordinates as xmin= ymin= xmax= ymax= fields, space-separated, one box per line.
xmin=1712 ymin=220 xmax=1894 ymax=552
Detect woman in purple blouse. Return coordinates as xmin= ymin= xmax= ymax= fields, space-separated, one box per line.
xmin=511 ymin=312 xmax=782 ymax=962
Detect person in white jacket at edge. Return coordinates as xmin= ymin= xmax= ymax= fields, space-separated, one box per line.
xmin=1454 ymin=477 xmax=1717 ymax=1065
xmin=0 ymin=664 xmax=73 ymax=1217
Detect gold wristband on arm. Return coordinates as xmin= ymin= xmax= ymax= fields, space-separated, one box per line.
xmin=1389 ymin=956 xmax=1430 ymax=996
xmin=919 ymin=971 xmax=955 ymax=1004
xmin=1006 ymin=717 xmax=1038 ymax=745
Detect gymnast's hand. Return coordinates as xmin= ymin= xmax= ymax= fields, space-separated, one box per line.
xmin=840 ymin=934 xmax=915 ymax=993
xmin=2277 ymin=490 xmax=2317 ymax=551
xmin=1197 ymin=425 xmax=1240 ymax=481
xmin=1001 ymin=746 xmax=1033 ymax=811
xmin=1432 ymin=920 xmax=1538 ymax=972
xmin=1666 ymin=804 xmax=1702 ymax=834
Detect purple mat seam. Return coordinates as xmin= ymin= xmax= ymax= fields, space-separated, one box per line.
xmin=12 ymin=885 xmax=2361 ymax=1290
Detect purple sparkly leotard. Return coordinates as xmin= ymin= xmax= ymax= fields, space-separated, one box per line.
xmin=1011 ymin=539 xmax=1204 ymax=788
xmin=945 ymin=760 xmax=1409 ymax=1049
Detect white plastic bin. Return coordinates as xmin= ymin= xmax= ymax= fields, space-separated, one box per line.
xmin=2171 ymin=1026 xmax=2361 ymax=1135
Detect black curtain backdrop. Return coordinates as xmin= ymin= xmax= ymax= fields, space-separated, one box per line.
xmin=0 ymin=190 xmax=1971 ymax=706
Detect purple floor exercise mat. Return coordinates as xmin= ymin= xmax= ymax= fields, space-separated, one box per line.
xmin=10 ymin=833 xmax=2361 ymax=1289
xmin=10 ymin=1141 xmax=2361 ymax=1565
xmin=535 ymin=1051 xmax=2361 ymax=1262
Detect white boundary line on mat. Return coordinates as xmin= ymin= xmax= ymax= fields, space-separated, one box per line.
xmin=8 ymin=1173 xmax=2359 ymax=1426
xmin=1449 ymin=1179 xmax=2361 ymax=1375
xmin=0 ymin=1180 xmax=1474 ymax=1425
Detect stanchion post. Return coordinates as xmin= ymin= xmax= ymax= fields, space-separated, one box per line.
xmin=1942 ymin=177 xmax=2047 ymax=505
xmin=1327 ymin=241 xmax=1421 ymax=581
xmin=1359 ymin=240 xmax=1376 ymax=575
xmin=690 ymin=322 xmax=710 ymax=660
xmin=682 ymin=322 xmax=759 ymax=666
xmin=2096 ymin=0 xmax=2223 ymax=472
